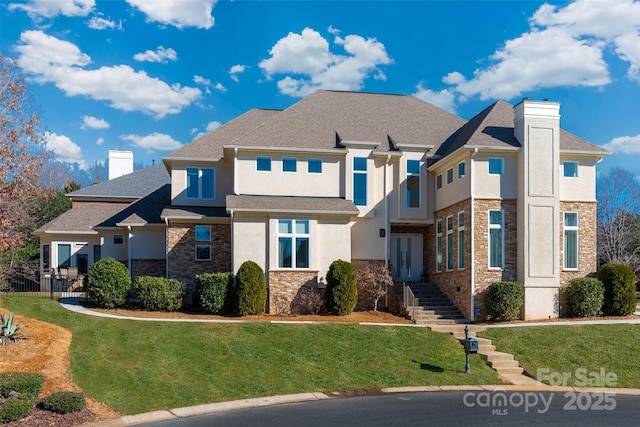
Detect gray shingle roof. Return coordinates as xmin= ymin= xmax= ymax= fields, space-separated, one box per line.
xmin=97 ymin=184 xmax=171 ymax=227
xmin=34 ymin=203 xmax=127 ymax=234
xmin=226 ymin=195 xmax=359 ymax=215
xmin=68 ymin=164 xmax=170 ymax=200
xmin=161 ymin=206 xmax=230 ymax=220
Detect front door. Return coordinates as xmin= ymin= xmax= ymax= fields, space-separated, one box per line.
xmin=390 ymin=234 xmax=423 ymax=282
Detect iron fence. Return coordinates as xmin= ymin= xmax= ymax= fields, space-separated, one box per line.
xmin=1 ymin=271 xmax=87 ymax=300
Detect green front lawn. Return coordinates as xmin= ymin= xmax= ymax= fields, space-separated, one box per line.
xmin=2 ymin=295 xmax=499 ymax=415
xmin=480 ymin=324 xmax=640 ymax=388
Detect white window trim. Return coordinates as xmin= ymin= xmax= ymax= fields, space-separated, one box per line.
xmin=435 ymin=219 xmax=443 ymax=272
xmin=446 ymin=168 xmax=453 ymax=185
xmin=563 ymin=161 xmax=578 ymax=178
xmin=282 ymin=157 xmax=297 ymax=173
xmin=458 ymin=211 xmax=465 ymax=270
xmin=446 ymin=215 xmax=453 ymax=271
xmin=186 ymin=167 xmax=215 ymax=199
xmin=278 ymin=219 xmax=310 ymax=269
xmin=458 ymin=161 xmax=466 ymax=179
xmin=488 ymin=158 xmax=503 ymax=175
xmin=256 ymin=156 xmax=272 ymax=172
xmin=488 ymin=209 xmax=504 ymax=270
xmin=195 ymin=245 xmax=212 ymax=261
xmin=563 ymin=212 xmax=579 ymax=270
xmin=436 ymin=174 xmax=442 ymax=190
xmin=406 ymin=159 xmax=420 ymax=209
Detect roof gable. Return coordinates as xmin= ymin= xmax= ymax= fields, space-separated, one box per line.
xmin=68 ymin=164 xmax=170 ymax=200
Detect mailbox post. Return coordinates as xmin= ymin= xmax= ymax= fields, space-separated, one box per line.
xmin=462 ymin=325 xmax=478 ymax=374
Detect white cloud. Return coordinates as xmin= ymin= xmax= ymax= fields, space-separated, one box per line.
xmin=120 ymin=132 xmax=183 ymax=151
xmin=412 ymin=83 xmax=457 ymax=114
xmin=229 ymin=64 xmax=247 ymax=82
xmin=82 ymin=115 xmax=110 ymax=129
xmin=601 ymin=135 xmax=640 ymax=154
xmin=214 ymin=82 xmax=226 ymax=92
xmin=8 ymin=0 xmax=94 ymax=19
xmin=96 ymin=137 xmax=105 ymax=146
xmin=190 ymin=127 xmax=198 ymax=135
xmin=45 ymin=132 xmax=87 ymax=169
xmin=134 ymin=46 xmax=177 ymax=63
xmin=435 ymin=0 xmax=640 ymax=107
xmin=125 ymin=0 xmax=216 ymax=29
xmin=16 ymin=31 xmax=201 ymax=118
xmin=206 ymin=121 xmax=221 ymax=132
xmin=194 ymin=75 xmax=212 ymax=86
xmin=258 ymin=27 xmax=392 ymax=97
xmin=87 ymin=16 xmax=121 ymax=30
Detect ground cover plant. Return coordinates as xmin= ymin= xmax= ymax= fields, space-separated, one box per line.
xmin=480 ymin=324 xmax=640 ymax=388
xmin=2 ymin=295 xmax=499 ymax=415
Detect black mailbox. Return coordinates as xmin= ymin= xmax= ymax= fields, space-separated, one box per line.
xmin=463 ymin=337 xmax=478 ymax=354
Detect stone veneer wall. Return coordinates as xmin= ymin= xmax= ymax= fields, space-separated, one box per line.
xmin=268 ymin=270 xmax=319 ymax=314
xmin=473 ymin=199 xmax=518 ymax=320
xmin=429 ymin=199 xmax=472 ymax=318
xmin=167 ymin=223 xmax=231 ymax=282
xmin=131 ymin=259 xmax=165 ymax=280
xmin=558 ymin=201 xmax=597 ymax=315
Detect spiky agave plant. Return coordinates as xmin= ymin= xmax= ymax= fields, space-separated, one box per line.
xmin=0 ymin=312 xmax=26 ymax=344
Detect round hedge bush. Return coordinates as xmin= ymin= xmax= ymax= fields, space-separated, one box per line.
xmin=324 ymin=260 xmax=358 ymax=316
xmin=134 ymin=276 xmax=183 ymax=311
xmin=196 ymin=272 xmax=234 ymax=314
xmin=235 ymin=261 xmax=267 ymax=316
xmin=40 ymin=392 xmax=85 ymax=414
xmin=87 ymin=257 xmax=132 ymax=309
xmin=485 ymin=281 xmax=523 ymax=321
xmin=596 ymin=263 xmax=637 ymax=316
xmin=0 ymin=372 xmax=44 ymax=423
xmin=566 ymin=277 xmax=604 ymax=317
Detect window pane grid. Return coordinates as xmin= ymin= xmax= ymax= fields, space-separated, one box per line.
xmin=278 ymin=220 xmax=309 ymax=269
xmin=489 ymin=210 xmax=503 ymax=269
xmin=564 ymin=212 xmax=579 ymax=269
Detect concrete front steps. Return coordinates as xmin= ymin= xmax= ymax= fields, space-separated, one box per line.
xmin=429 ymin=325 xmax=542 ymax=386
xmin=400 ymin=282 xmax=469 ymax=325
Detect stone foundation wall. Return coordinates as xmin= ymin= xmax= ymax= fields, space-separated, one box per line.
xmin=131 ymin=259 xmax=165 ymax=280
xmin=430 ymin=199 xmax=472 ymax=318
xmin=268 ymin=270 xmax=319 ymax=315
xmin=168 ymin=223 xmax=231 ymax=282
xmin=473 ymin=199 xmax=518 ymax=320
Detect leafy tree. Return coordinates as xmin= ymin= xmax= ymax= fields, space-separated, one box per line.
xmin=0 ymin=55 xmax=49 ymax=253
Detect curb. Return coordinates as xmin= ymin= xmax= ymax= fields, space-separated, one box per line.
xmin=84 ymin=385 xmax=640 ymax=426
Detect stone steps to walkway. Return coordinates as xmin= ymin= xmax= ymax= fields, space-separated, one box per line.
xmin=429 ymin=325 xmax=534 ymax=384
xmin=398 ymin=282 xmax=469 ymax=325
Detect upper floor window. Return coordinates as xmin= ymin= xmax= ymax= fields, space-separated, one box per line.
xmin=283 ymin=157 xmax=297 ymax=172
xmin=257 ymin=156 xmax=271 ymax=171
xmin=458 ymin=161 xmax=466 ymax=179
xmin=489 ymin=209 xmax=504 ymax=269
xmin=308 ymin=158 xmax=322 ymax=173
xmin=563 ymin=161 xmax=578 ymax=178
xmin=113 ymin=234 xmax=124 ymax=245
xmin=564 ymin=212 xmax=578 ymax=269
xmin=406 ymin=160 xmax=420 ymax=208
xmin=353 ymin=157 xmax=367 ymax=206
xmin=195 ymin=225 xmax=211 ymax=241
xmin=446 ymin=168 xmax=453 ymax=185
xmin=436 ymin=174 xmax=443 ymax=190
xmin=187 ymin=167 xmax=214 ymax=199
xmin=278 ymin=219 xmax=310 ymax=269
xmin=488 ymin=158 xmax=503 ymax=175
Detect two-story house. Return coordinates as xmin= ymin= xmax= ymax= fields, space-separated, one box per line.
xmin=35 ymin=90 xmax=608 ymax=320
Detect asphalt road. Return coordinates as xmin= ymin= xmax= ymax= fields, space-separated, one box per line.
xmin=142 ymin=391 xmax=640 ymax=426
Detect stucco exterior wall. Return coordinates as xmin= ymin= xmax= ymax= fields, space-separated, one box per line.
xmin=101 ymin=231 xmax=128 ymax=261
xmin=232 ymin=214 xmax=268 ymax=274
xmin=433 ymin=154 xmax=471 ymax=212
xmin=395 ymin=152 xmax=429 ymax=220
xmin=170 ymin=163 xmax=232 ymax=207
xmin=167 ymin=222 xmax=231 ymax=282
xmin=559 ymin=157 xmax=598 ymax=202
xmin=130 ymin=227 xmax=165 ymax=259
xmin=40 ymin=235 xmax=102 ymax=273
xmin=317 ymin=217 xmax=352 ymax=280
xmin=472 ymin=154 xmax=518 ymax=200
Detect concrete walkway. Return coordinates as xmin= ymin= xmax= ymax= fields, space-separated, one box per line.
xmin=61 ymin=299 xmax=640 ymax=426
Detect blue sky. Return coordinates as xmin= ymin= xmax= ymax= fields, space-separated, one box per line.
xmin=2 ymin=0 xmax=639 ymax=177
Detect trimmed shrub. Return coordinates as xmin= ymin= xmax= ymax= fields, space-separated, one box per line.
xmin=0 ymin=372 xmax=44 ymax=423
xmin=356 ymin=264 xmax=393 ymax=311
xmin=196 ymin=272 xmax=233 ymax=314
xmin=87 ymin=257 xmax=132 ymax=309
xmin=235 ymin=261 xmax=267 ymax=316
xmin=596 ymin=263 xmax=637 ymax=316
xmin=485 ymin=281 xmax=524 ymax=321
xmin=566 ymin=278 xmax=604 ymax=317
xmin=40 ymin=392 xmax=85 ymax=414
xmin=291 ymin=287 xmax=324 ymax=315
xmin=134 ymin=276 xmax=183 ymax=311
xmin=324 ymin=260 xmax=358 ymax=316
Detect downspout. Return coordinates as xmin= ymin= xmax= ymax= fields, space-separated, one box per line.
xmin=230 ymin=210 xmax=234 ymax=273
xmin=470 ymin=148 xmax=478 ymax=322
xmin=384 ymin=154 xmax=390 ymax=308
xmin=127 ymin=226 xmax=132 ymax=279
xmin=233 ymin=147 xmax=239 ymax=195
xmin=164 ymin=218 xmax=169 ymax=279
